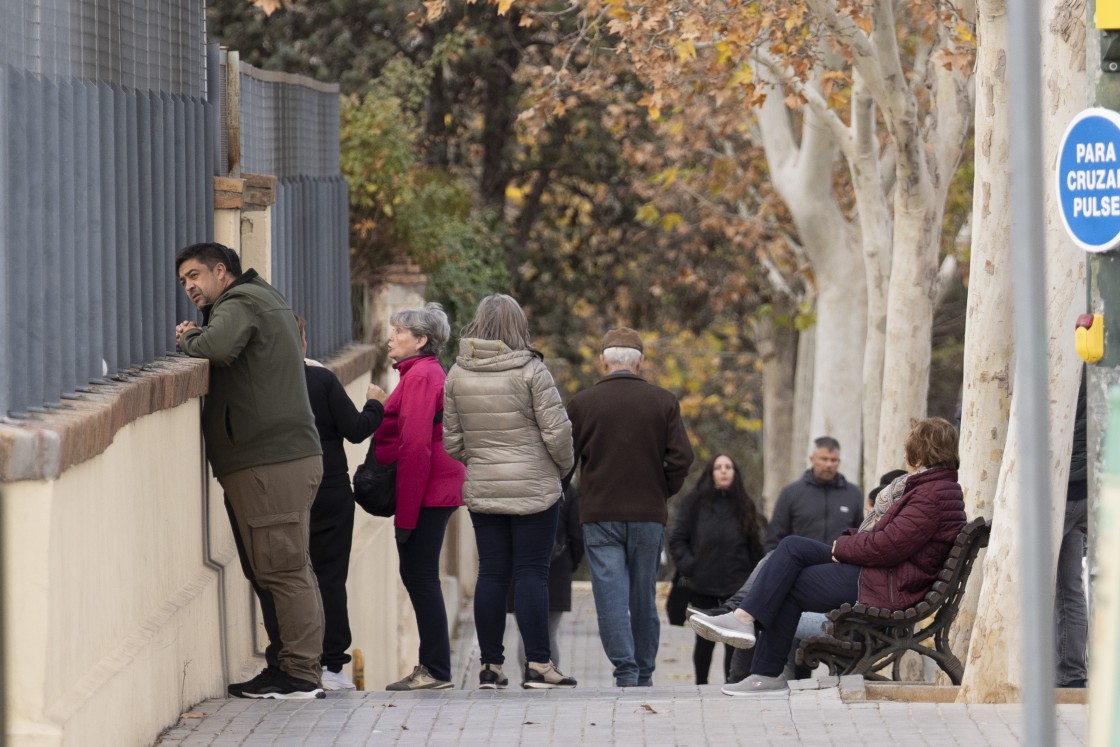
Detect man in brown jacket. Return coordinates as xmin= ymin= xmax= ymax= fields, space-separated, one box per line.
xmin=566 ymin=327 xmax=694 ymax=687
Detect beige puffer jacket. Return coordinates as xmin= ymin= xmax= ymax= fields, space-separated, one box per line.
xmin=443 ymin=338 xmax=574 ymax=515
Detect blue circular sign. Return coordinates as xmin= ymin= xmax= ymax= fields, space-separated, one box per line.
xmin=1057 ymin=108 xmax=1120 ymax=253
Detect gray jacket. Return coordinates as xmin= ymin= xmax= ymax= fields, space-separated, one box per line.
xmin=765 ymin=469 xmax=864 ymax=551
xmin=443 ymin=338 xmax=574 ymax=514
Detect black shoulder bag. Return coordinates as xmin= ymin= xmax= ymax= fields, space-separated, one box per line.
xmin=353 ymin=408 xmax=443 ymax=517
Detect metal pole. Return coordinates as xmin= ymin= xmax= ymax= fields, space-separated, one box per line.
xmin=1 ymin=490 xmax=6 ymax=746
xmin=1008 ymin=1 xmax=1057 ymax=744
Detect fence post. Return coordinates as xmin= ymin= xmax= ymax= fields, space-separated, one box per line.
xmin=225 ymin=50 xmax=240 ymax=179
xmin=240 ymin=174 xmax=276 ymax=283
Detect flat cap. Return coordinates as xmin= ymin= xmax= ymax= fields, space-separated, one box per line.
xmin=602 ymin=327 xmax=644 ymax=353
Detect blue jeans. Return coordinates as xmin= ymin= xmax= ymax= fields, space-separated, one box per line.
xmin=470 ymin=501 xmax=560 ymax=666
xmin=740 ymin=535 xmax=860 ymax=677
xmin=397 ymin=507 xmax=456 ymax=682
xmin=583 ymin=521 xmax=664 ymax=686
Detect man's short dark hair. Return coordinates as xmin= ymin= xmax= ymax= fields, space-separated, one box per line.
xmin=175 ymin=242 xmax=243 ymax=277
xmin=813 ymin=436 xmax=841 ymax=452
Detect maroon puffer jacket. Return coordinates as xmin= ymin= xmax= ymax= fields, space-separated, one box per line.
xmin=832 ymin=468 xmax=966 ymax=610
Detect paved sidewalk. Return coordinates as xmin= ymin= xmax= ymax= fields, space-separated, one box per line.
xmin=157 ymin=583 xmax=1088 ymax=746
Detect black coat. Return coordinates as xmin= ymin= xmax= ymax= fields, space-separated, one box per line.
xmin=669 ymin=488 xmax=764 ymax=598
xmin=304 ymin=364 xmax=383 ymax=489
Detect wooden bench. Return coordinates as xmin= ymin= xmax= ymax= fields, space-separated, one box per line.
xmin=795 ymin=517 xmax=991 ymax=685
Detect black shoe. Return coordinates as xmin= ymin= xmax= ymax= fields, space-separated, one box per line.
xmin=237 ymin=668 xmax=325 ymax=700
xmin=228 ymin=666 xmax=278 ymax=698
xmin=478 ymin=663 xmax=509 ymax=689
xmin=522 ymin=662 xmax=577 ymax=689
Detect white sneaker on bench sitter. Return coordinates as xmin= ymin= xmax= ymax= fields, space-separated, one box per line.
xmin=722 ymin=673 xmax=788 ymax=696
xmin=689 ymin=611 xmax=756 ymax=648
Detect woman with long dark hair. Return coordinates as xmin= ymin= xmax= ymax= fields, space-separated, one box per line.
xmin=669 ymin=454 xmax=765 ymax=684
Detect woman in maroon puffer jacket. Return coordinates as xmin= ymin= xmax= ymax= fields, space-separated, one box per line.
xmin=689 ymin=417 xmax=966 ymax=696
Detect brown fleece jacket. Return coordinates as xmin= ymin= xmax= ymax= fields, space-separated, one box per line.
xmin=566 ymin=373 xmax=694 ymax=525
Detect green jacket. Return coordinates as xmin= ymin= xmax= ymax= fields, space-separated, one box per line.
xmin=178 ymin=270 xmax=321 ymax=477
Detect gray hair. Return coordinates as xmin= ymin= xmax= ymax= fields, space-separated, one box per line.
xmin=602 ymin=346 xmax=642 ymax=369
xmin=390 ymin=302 xmax=451 ymax=356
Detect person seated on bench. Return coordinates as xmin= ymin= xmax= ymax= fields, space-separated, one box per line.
xmin=690 ymin=417 xmax=966 ymax=696
xmin=690 ymin=468 xmax=909 ymax=683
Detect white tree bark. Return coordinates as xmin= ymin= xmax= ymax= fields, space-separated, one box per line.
xmin=957 ymin=0 xmax=1088 ymax=702
xmin=756 ymin=313 xmax=799 ymax=514
xmin=950 ymin=0 xmax=1013 ymax=663
xmin=756 ymin=85 xmax=867 ymax=475
xmin=791 ymin=325 xmax=816 ymax=484
xmin=801 ymin=0 xmax=971 ymax=481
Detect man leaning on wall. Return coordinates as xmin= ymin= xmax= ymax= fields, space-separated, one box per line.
xmin=175 ymin=242 xmax=327 ymax=700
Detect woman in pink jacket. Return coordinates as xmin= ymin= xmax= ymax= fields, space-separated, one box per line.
xmin=690 ymin=417 xmax=966 ymax=696
xmin=375 ymin=303 xmax=465 ymax=691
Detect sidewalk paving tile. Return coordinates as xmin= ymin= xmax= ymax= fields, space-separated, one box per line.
xmin=154 ymin=583 xmax=1086 ymax=746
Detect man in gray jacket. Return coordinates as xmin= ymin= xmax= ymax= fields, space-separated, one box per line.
xmin=765 ymin=436 xmax=863 ymax=551
xmin=176 ymin=242 xmax=325 ymax=700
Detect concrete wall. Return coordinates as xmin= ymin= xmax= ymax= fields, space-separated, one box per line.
xmin=0 ymin=182 xmax=480 ymax=746
xmin=0 ymin=342 xmax=475 ymax=746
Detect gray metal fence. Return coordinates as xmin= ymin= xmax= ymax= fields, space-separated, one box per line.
xmin=224 ymin=59 xmax=351 ymax=362
xmin=0 ymin=1 xmax=212 ymax=418
xmin=0 ymin=5 xmax=353 ymax=417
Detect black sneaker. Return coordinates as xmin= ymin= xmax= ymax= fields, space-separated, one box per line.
xmin=238 ymin=668 xmax=325 ymax=700
xmin=228 ymin=666 xmax=278 ymax=698
xmin=479 ymin=663 xmax=508 ymax=689
xmin=522 ymin=662 xmax=577 ymax=689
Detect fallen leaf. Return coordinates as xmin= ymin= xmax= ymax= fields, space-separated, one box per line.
xmin=640 ymin=704 xmax=658 ymax=714
xmin=524 ymin=721 xmax=537 ymax=725
xmin=180 ymin=712 xmax=204 ymax=719
xmin=249 ymin=0 xmax=281 ymax=16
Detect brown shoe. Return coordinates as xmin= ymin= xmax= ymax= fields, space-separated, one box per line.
xmin=386 ymin=665 xmax=453 ymax=691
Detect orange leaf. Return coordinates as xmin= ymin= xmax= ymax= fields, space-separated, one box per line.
xmin=249 ymin=0 xmax=281 ymax=15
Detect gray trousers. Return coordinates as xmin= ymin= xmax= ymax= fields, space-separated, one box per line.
xmin=1055 ymin=496 xmax=1088 ymax=686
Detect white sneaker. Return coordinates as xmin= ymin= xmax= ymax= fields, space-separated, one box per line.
xmin=689 ymin=611 xmax=757 ymax=648
xmin=321 ymin=666 xmax=356 ymax=691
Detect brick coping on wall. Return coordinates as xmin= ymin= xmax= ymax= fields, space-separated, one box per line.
xmin=0 ymin=344 xmax=377 ymax=483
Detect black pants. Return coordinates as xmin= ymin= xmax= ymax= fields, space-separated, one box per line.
xmin=740 ymin=536 xmax=860 ymax=677
xmin=310 ymin=483 xmax=357 ymax=671
xmin=397 ymin=507 xmax=457 ymax=682
xmin=689 ymin=592 xmax=734 ymax=684
xmin=226 ymin=485 xmax=356 ymax=673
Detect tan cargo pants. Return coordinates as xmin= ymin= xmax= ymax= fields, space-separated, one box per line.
xmin=218 ymin=454 xmax=325 ymax=685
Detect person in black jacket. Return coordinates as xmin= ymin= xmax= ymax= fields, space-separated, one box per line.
xmin=669 ymin=454 xmax=764 ymax=684
xmin=297 ymin=316 xmax=387 ymax=690
xmin=1056 ymin=366 xmax=1088 ymax=687
xmin=765 ymin=436 xmax=864 ymax=551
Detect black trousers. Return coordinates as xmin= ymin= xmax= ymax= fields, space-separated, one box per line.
xmin=397 ymin=507 xmax=457 ymax=682
xmin=309 ymin=484 xmax=357 ymax=671
xmin=225 ymin=484 xmax=356 ymax=672
xmin=688 ymin=592 xmax=734 ymax=684
xmin=740 ymin=536 xmax=860 ymax=677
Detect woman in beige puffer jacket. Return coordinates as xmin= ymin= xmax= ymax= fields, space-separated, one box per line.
xmin=443 ymin=294 xmax=577 ymax=690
